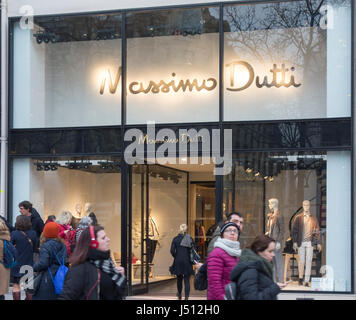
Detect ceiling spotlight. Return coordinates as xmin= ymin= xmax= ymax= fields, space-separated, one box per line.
xmin=82 ymin=163 xmax=90 ymax=169
xmin=66 ymin=161 xmax=78 ymax=169
xmin=35 ymin=34 xmax=43 ymax=44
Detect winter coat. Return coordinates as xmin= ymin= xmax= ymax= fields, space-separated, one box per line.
xmin=230 ymin=249 xmax=280 ymax=300
xmin=58 ymin=224 xmax=71 ymax=239
xmin=30 ymin=208 xmax=45 ymax=240
xmin=58 ymin=224 xmax=76 ymax=256
xmin=170 ymin=234 xmax=195 ymax=276
xmin=32 ymin=239 xmax=67 ymax=300
xmin=59 ymin=248 xmax=124 ymax=300
xmin=207 ymin=247 xmax=239 ymax=300
xmin=0 ymin=230 xmax=11 ymax=295
xmin=10 ymin=230 xmax=38 ymax=278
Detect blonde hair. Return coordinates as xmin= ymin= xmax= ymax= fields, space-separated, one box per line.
xmin=0 ymin=219 xmax=9 ymax=232
xmin=56 ymin=211 xmax=72 ymax=225
xmin=179 ymin=223 xmax=187 ymax=234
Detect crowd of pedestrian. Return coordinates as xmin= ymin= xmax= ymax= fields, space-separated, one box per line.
xmin=0 ymin=200 xmax=126 ymax=300
xmin=1 ymin=199 xmax=287 ymax=301
xmin=169 ymin=211 xmax=287 ymax=300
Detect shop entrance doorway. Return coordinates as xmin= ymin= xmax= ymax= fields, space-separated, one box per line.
xmin=129 ymin=160 xmax=216 ymax=297
xmin=190 ymin=182 xmax=216 ymax=263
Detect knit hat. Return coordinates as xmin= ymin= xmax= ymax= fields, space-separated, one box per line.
xmin=43 ymin=221 xmax=59 ymax=238
xmin=220 ymin=222 xmax=240 ymax=237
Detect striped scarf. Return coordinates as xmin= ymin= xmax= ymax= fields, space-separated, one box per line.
xmin=90 ymin=258 xmax=126 ymax=289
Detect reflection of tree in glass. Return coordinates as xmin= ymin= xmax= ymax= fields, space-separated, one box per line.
xmin=223 ymin=1 xmax=332 ymax=120
xmin=224 ymin=1 xmax=327 ymax=74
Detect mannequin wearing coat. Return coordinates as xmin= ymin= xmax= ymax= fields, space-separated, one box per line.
xmin=265 ymin=198 xmax=284 ymax=283
xmin=292 ymin=200 xmax=321 ymax=287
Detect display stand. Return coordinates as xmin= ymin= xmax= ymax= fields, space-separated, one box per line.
xmin=283 ymin=252 xmax=300 ymax=283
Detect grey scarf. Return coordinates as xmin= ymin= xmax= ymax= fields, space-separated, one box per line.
xmin=214 ymin=237 xmax=242 ymax=257
xmin=180 ymin=233 xmax=193 ymax=247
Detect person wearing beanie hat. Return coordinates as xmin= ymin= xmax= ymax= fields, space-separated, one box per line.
xmin=207 ymin=221 xmax=241 ymax=300
xmin=43 ymin=222 xmax=59 ymax=239
xmin=32 ymin=222 xmax=67 ymax=300
xmin=220 ymin=222 xmax=241 ymax=238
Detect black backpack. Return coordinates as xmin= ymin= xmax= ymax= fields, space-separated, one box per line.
xmin=194 ymin=262 xmax=207 ymax=290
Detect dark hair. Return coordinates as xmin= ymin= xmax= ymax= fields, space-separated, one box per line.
xmin=46 ymin=215 xmax=56 ymax=223
xmin=249 ymin=234 xmax=275 ymax=254
xmin=69 ymin=225 xmax=104 ymax=267
xmin=226 ymin=212 xmax=243 ymax=220
xmin=15 ymin=215 xmax=32 ymax=231
xmin=18 ymin=201 xmax=32 ymax=210
xmin=88 ymin=212 xmax=98 ymax=226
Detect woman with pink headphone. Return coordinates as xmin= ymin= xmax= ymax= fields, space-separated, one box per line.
xmin=58 ymin=225 xmax=126 ymax=300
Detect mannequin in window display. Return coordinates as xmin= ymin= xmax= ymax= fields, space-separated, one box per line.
xmin=292 ymin=200 xmax=322 ymax=287
xmin=265 ymin=198 xmax=284 ymax=283
xmin=84 ymin=202 xmax=94 ymax=216
xmin=84 ymin=202 xmax=98 ymax=225
xmin=74 ymin=204 xmax=82 ymax=218
xmin=147 ymin=208 xmax=159 ymax=265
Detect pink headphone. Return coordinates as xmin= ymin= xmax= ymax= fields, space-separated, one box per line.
xmin=89 ymin=225 xmax=99 ymax=249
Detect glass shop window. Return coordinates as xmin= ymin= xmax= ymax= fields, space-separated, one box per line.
xmin=224 ymin=0 xmax=352 ymax=121
xmin=126 ymin=7 xmax=220 ymax=124
xmin=11 ymin=156 xmax=122 ymax=259
xmin=223 ymin=151 xmax=351 ymax=292
xmin=12 ymin=13 xmax=122 ymax=128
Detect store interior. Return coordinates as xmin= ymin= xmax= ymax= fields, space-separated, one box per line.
xmin=12 ymin=153 xmax=332 ymax=291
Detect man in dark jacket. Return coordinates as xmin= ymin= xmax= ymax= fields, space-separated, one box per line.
xmin=18 ymin=201 xmax=44 ymax=239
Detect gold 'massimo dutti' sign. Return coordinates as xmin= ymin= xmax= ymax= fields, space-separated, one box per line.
xmin=226 ymin=61 xmax=301 ymax=91
xmin=100 ymin=67 xmax=217 ymax=95
xmin=100 ymin=61 xmax=301 ymax=95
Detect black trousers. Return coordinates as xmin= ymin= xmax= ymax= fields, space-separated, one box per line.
xmin=176 ymin=275 xmax=190 ymax=299
xmin=146 ymin=239 xmax=158 ymax=264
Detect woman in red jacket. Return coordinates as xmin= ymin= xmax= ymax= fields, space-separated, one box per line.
xmin=207 ymin=222 xmax=241 ymax=300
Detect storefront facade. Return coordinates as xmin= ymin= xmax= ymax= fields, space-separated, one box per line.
xmin=1 ymin=0 xmax=355 ymax=298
